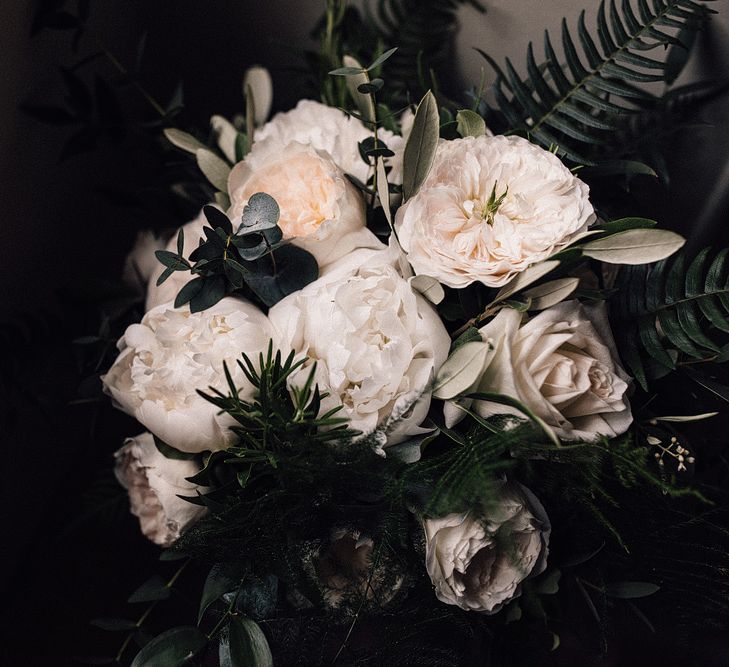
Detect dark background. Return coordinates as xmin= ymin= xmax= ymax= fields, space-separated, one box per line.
xmin=2 ymin=1 xmax=729 ymax=665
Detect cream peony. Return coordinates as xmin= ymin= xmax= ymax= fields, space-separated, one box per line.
xmin=252 ymin=99 xmax=405 ymax=184
xmin=146 ymin=208 xmax=209 ymax=311
xmin=424 ymin=481 xmax=550 ymax=613
xmin=228 ymin=141 xmax=382 ymax=268
xmin=115 ymin=432 xmax=206 ymax=547
xmin=102 ymin=297 xmax=275 ymax=453
xmin=268 ymin=248 xmax=450 ymax=446
xmin=445 ymin=301 xmax=632 ymax=441
xmin=395 ymin=135 xmax=595 ymax=288
xmin=123 ymin=230 xmax=166 ymax=295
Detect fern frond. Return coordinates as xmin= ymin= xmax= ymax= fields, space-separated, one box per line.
xmin=482 ymin=0 xmax=716 ymax=164
xmin=612 ymin=247 xmax=729 ymax=389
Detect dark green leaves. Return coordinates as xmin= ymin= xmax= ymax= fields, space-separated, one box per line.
xmin=130 ymin=626 xmax=207 ymax=667
xmin=480 ymin=0 xmax=716 ymax=166
xmin=329 ymin=47 xmax=398 ymax=76
xmin=613 ymin=247 xmax=729 ymax=389
xmin=198 ymin=562 xmax=248 ymax=623
xmin=156 ymin=195 xmax=319 ymax=312
xmin=128 ymin=575 xmax=171 ymax=603
xmin=219 ymin=617 xmax=273 ymax=667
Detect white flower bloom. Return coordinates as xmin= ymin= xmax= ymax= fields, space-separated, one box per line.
xmin=228 ymin=141 xmax=382 ymax=268
xmin=251 ymin=99 xmax=405 ymax=184
xmin=445 ymin=301 xmax=632 ymax=441
xmin=146 ymin=208 xmax=209 ymax=311
xmin=268 ymin=248 xmax=450 ymax=445
xmin=123 ymin=230 xmax=166 ymax=294
xmin=424 ymin=481 xmax=550 ymax=613
xmin=102 ymin=297 xmax=275 ymax=453
xmin=114 ymin=432 xmax=206 ymax=547
xmin=395 ymin=135 xmax=595 ymax=288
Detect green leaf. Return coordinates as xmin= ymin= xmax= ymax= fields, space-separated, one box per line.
xmin=128 ymin=575 xmax=170 ymax=604
xmin=174 ymin=278 xmax=204 ymax=309
xmin=196 ymin=148 xmax=231 ymax=192
xmin=376 ymin=158 xmax=393 ymax=227
xmin=402 ymin=90 xmax=440 ymax=201
xmin=220 ymin=616 xmax=273 ymax=667
xmin=581 ymin=229 xmax=685 ymax=265
xmin=492 ymin=260 xmax=560 ymax=304
xmin=456 ymin=109 xmax=487 ymax=138
xmin=130 ymin=626 xmax=207 ymax=667
xmin=153 ymin=435 xmax=198 ymax=461
xmin=342 ymin=55 xmax=376 ymax=124
xmin=198 ymin=563 xmax=248 ymax=623
xmin=164 ymin=128 xmax=207 ymax=154
xmin=204 ymin=205 xmax=233 ymax=234
xmin=91 ymin=618 xmax=137 ymax=632
xmin=189 ymin=276 xmax=226 ymax=313
xmin=367 ymin=47 xmax=398 ymax=71
xmin=433 ymin=342 xmax=493 ymax=400
xmin=524 ymin=277 xmax=579 ymax=310
xmin=604 ymin=581 xmax=660 ymax=599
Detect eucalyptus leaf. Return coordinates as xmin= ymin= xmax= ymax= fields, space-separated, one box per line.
xmin=198 ymin=562 xmax=248 ymax=623
xmin=524 ymin=277 xmax=579 ymax=310
xmin=130 ymin=626 xmax=207 ymax=667
xmin=367 ymin=47 xmax=398 ymax=71
xmin=456 ymin=109 xmax=487 ymax=138
xmin=604 ymin=581 xmax=660 ymax=599
xmin=580 ymin=229 xmax=685 ymax=265
xmin=240 ymin=192 xmax=280 ymax=232
xmin=409 ymin=275 xmax=444 ymax=304
xmin=402 ymin=90 xmax=440 ymax=201
xmin=433 ymin=342 xmax=493 ymax=400
xmin=128 ymin=575 xmax=170 ymax=604
xmin=223 ymin=616 xmax=273 ymax=667
xmin=163 ymin=128 xmax=207 ymax=155
xmin=196 ymin=148 xmax=231 ymax=192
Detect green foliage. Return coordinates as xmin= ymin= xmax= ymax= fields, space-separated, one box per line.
xmin=155 ymin=198 xmax=318 ymax=311
xmin=612 ymin=248 xmax=729 ymax=389
xmin=480 ymin=0 xmax=717 ymax=165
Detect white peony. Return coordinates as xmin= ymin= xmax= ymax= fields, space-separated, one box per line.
xmin=395 ymin=135 xmax=595 ymax=289
xmin=228 ymin=141 xmax=382 ymax=268
xmin=268 ymin=248 xmax=451 ymax=446
xmin=146 ymin=208 xmax=209 ymax=311
xmin=102 ymin=297 xmax=275 ymax=453
xmin=445 ymin=301 xmax=632 ymax=441
xmin=424 ymin=481 xmax=550 ymax=613
xmin=114 ymin=432 xmax=206 ymax=547
xmin=251 ymin=99 xmax=405 ymax=184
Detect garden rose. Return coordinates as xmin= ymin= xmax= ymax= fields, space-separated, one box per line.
xmin=395 ymin=135 xmax=595 ymax=288
xmin=102 ymin=297 xmax=275 ymax=452
xmin=228 ymin=141 xmax=382 ymax=268
xmin=424 ymin=481 xmax=550 ymax=613
xmin=268 ymin=248 xmax=450 ymax=446
xmin=305 ymin=528 xmax=404 ymax=609
xmin=146 ymin=208 xmax=209 ymax=311
xmin=114 ymin=432 xmax=206 ymax=547
xmin=445 ymin=301 xmax=632 ymax=441
xmin=252 ymin=99 xmax=405 ymax=184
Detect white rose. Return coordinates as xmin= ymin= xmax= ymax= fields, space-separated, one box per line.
xmin=102 ymin=297 xmax=275 ymax=453
xmin=252 ymin=99 xmax=404 ymax=184
xmin=446 ymin=301 xmax=632 ymax=441
xmin=146 ymin=208 xmax=209 ymax=311
xmin=395 ymin=135 xmax=595 ymax=288
xmin=268 ymin=248 xmax=450 ymax=446
xmin=114 ymin=432 xmax=206 ymax=547
xmin=424 ymin=481 xmax=550 ymax=613
xmin=123 ymin=230 xmax=166 ymax=295
xmin=227 ymin=141 xmax=382 ymax=269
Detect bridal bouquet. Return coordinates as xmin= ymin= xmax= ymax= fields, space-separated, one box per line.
xmin=68 ymin=0 xmax=729 ymax=664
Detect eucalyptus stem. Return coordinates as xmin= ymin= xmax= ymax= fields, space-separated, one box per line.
xmin=115 ymin=558 xmax=191 ymax=664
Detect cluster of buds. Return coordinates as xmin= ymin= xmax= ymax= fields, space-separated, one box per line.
xmin=646 ymin=434 xmax=695 ymax=473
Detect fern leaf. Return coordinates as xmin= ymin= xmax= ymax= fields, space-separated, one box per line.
xmin=480 ymin=0 xmax=717 ymax=165
xmin=613 ymin=247 xmax=729 ymax=388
